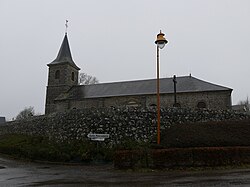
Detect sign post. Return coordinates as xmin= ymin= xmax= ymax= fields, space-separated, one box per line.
xmin=87 ymin=133 xmax=110 ymax=141
xmin=87 ymin=133 xmax=110 ymax=161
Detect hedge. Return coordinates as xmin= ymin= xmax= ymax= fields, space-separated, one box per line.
xmin=114 ymin=146 xmax=250 ymax=169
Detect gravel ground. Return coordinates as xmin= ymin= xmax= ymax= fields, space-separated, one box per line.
xmin=1 ymin=156 xmax=250 ymax=186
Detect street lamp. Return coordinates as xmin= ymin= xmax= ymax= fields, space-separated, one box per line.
xmin=155 ymin=30 xmax=168 ymax=145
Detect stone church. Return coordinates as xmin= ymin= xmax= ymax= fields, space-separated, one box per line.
xmin=45 ymin=34 xmax=232 ymax=114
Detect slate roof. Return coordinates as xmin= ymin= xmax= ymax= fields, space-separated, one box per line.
xmin=56 ymin=75 xmax=232 ymax=100
xmin=47 ymin=34 xmax=80 ymax=70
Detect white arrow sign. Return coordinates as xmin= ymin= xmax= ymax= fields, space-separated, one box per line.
xmin=87 ymin=133 xmax=110 ymax=141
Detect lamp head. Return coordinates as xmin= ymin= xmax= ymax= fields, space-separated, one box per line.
xmin=155 ymin=30 xmax=168 ymax=49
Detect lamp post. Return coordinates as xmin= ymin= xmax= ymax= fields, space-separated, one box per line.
xmin=155 ymin=30 xmax=168 ymax=145
xmin=173 ymin=75 xmax=177 ymax=107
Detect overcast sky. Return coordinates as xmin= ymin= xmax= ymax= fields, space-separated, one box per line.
xmin=1 ymin=0 xmax=250 ymax=120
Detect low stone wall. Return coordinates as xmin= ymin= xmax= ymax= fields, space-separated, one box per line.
xmin=114 ymin=147 xmax=250 ymax=169
xmin=0 ymin=108 xmax=249 ymax=145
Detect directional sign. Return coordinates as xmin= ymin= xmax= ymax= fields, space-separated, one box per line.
xmin=87 ymin=133 xmax=110 ymax=141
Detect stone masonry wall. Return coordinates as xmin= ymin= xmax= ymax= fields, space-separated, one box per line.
xmin=55 ymin=90 xmax=232 ymax=113
xmin=0 ymin=108 xmax=249 ymax=146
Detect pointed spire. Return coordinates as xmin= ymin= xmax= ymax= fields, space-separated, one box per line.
xmin=48 ymin=34 xmax=80 ymax=70
xmin=53 ymin=34 xmax=73 ymax=63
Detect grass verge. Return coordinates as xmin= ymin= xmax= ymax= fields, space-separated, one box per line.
xmin=0 ymin=134 xmax=114 ymax=163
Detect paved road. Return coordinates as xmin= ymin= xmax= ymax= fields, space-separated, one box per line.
xmin=1 ymin=156 xmax=250 ymax=186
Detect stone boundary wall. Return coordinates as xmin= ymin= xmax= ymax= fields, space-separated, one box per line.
xmin=114 ymin=147 xmax=250 ymax=169
xmin=0 ymin=108 xmax=249 ymax=145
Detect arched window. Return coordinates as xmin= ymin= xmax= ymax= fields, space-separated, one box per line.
xmin=197 ymin=101 xmax=206 ymax=109
xmin=126 ymin=100 xmax=139 ymax=107
xmin=55 ymin=70 xmax=60 ymax=79
xmin=149 ymin=104 xmax=157 ymax=108
xmin=71 ymin=72 xmax=75 ymax=81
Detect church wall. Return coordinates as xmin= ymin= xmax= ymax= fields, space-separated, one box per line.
xmin=46 ymin=64 xmax=79 ymax=114
xmin=47 ymin=64 xmax=78 ymax=86
xmin=159 ymin=90 xmax=232 ymax=110
xmin=55 ymin=101 xmax=69 ymax=113
xmin=45 ymin=85 xmax=72 ymax=114
xmin=103 ymin=96 xmax=147 ymax=108
xmin=54 ymin=90 xmax=231 ymax=112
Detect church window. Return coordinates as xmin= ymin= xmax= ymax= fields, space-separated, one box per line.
xmin=150 ymin=104 xmax=157 ymax=108
xmin=55 ymin=70 xmax=60 ymax=79
xmin=71 ymin=72 xmax=75 ymax=81
xmin=197 ymin=101 xmax=206 ymax=109
xmin=126 ymin=100 xmax=139 ymax=107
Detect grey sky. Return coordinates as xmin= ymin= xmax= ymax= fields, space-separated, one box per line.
xmin=1 ymin=0 xmax=250 ymax=120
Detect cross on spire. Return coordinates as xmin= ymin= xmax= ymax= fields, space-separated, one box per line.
xmin=65 ymin=20 xmax=69 ymax=34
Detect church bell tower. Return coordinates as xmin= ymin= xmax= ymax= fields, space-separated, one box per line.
xmin=45 ymin=33 xmax=80 ymax=114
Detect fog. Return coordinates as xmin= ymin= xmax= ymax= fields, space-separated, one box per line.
xmin=1 ymin=0 xmax=250 ymax=119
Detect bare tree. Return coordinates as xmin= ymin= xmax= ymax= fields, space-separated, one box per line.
xmin=79 ymin=72 xmax=99 ymax=85
xmin=238 ymin=97 xmax=249 ymax=112
xmin=15 ymin=106 xmax=35 ymax=120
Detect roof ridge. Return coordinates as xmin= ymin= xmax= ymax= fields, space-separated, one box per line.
xmin=82 ymin=75 xmax=192 ymax=87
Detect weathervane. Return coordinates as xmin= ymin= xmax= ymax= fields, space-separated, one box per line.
xmin=65 ymin=20 xmax=69 ymax=34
